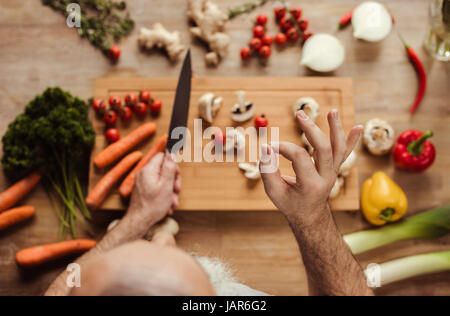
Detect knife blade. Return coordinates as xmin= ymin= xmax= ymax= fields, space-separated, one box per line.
xmin=166 ymin=50 xmax=192 ymax=154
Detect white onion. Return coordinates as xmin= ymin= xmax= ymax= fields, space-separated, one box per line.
xmin=352 ymin=1 xmax=392 ymax=42
xmin=300 ymin=33 xmax=345 ymax=73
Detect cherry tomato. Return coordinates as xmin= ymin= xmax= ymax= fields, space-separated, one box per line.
xmin=119 ymin=106 xmax=132 ymax=121
xmin=274 ymin=6 xmax=286 ymax=19
xmin=280 ymin=16 xmax=293 ymax=30
xmin=134 ymin=102 xmax=148 ymax=116
xmin=303 ymin=30 xmax=314 ymax=43
xmin=108 ymin=96 xmax=122 ymax=111
xmin=262 ymin=34 xmax=273 ymax=46
xmin=139 ymin=90 xmax=151 ymax=104
xmin=106 ymin=128 xmax=120 ymax=143
xmin=255 ymin=114 xmax=269 ymax=128
xmin=108 ymin=46 xmax=121 ymax=62
xmin=256 ymin=14 xmax=268 ymax=26
xmin=150 ymin=99 xmax=162 ymax=114
xmin=124 ymin=93 xmax=137 ymax=107
xmin=297 ymin=18 xmax=309 ymax=31
xmin=213 ymin=131 xmax=226 ymax=145
xmin=240 ymin=46 xmax=252 ymax=60
xmin=253 ymin=25 xmax=265 ymax=38
xmin=290 ymin=7 xmax=302 ymax=19
xmin=104 ymin=110 xmax=117 ymax=126
xmin=258 ymin=46 xmax=271 ymax=59
xmin=275 ymin=33 xmax=287 ymax=45
xmin=249 ymin=38 xmax=263 ymax=51
xmin=92 ymin=99 xmax=106 ymax=113
xmin=286 ymin=27 xmax=299 ymax=41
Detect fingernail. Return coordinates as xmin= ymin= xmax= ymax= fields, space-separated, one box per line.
xmin=331 ymin=109 xmax=339 ymax=120
xmin=297 ymin=110 xmax=308 ymax=120
xmin=270 ymin=142 xmax=280 ymax=153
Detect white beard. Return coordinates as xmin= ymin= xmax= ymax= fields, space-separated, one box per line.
xmin=193 ymin=256 xmax=269 ymax=296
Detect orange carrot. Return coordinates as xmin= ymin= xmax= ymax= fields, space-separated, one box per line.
xmin=94 ymin=123 xmax=156 ymax=169
xmin=0 ymin=206 xmax=35 ymax=231
xmin=16 ymin=239 xmax=96 ymax=268
xmin=86 ymin=151 xmax=143 ymax=210
xmin=119 ymin=134 xmax=168 ymax=199
xmin=0 ymin=172 xmax=41 ymax=213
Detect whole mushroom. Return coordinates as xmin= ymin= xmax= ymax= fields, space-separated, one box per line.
xmin=231 ymin=91 xmax=255 ymax=123
xmin=363 ymin=118 xmax=395 ymax=156
xmin=293 ymin=97 xmax=320 ymax=123
xmin=199 ymin=93 xmax=223 ymax=123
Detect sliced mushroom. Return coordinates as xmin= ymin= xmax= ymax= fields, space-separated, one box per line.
xmin=238 ymin=161 xmax=261 ymax=180
xmin=293 ymin=97 xmax=320 ymax=123
xmin=329 ymin=176 xmax=344 ymax=199
xmin=231 ymin=90 xmax=255 ymax=122
xmin=339 ymin=150 xmax=357 ymax=177
xmin=224 ymin=129 xmax=246 ymax=152
xmin=363 ymin=118 xmax=395 ymax=156
xmin=199 ymin=93 xmax=223 ymax=123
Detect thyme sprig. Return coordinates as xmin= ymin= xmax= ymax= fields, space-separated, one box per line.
xmin=228 ymin=0 xmax=271 ymax=20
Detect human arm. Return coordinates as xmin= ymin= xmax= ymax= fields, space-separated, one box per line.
xmin=45 ymin=153 xmax=181 ymax=296
xmin=260 ymin=110 xmax=373 ymax=296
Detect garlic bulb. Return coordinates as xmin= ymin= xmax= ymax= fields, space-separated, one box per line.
xmin=300 ymin=33 xmax=345 ymax=73
xmin=199 ymin=93 xmax=223 ymax=123
xmin=363 ymin=118 xmax=395 ymax=155
xmin=352 ymin=1 xmax=392 ymax=42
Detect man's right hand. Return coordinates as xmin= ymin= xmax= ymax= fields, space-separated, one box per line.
xmin=260 ymin=110 xmax=363 ymax=225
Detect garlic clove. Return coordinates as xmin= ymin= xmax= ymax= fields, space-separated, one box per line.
xmin=352 ymin=1 xmax=392 ymax=42
xmin=300 ymin=33 xmax=345 ymax=73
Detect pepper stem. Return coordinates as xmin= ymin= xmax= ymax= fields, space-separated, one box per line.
xmin=379 ymin=208 xmax=395 ymax=222
xmin=408 ymin=130 xmax=433 ymax=156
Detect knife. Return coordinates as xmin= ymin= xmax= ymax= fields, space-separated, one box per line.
xmin=166 ymin=50 xmax=192 ymax=154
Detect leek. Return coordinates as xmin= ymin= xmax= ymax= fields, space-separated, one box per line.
xmin=344 ymin=205 xmax=450 ymax=255
xmin=365 ymin=251 xmax=450 ymax=287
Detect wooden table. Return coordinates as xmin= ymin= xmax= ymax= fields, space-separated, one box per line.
xmin=0 ymin=0 xmax=448 ymax=296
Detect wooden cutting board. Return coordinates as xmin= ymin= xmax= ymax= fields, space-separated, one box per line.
xmin=89 ymin=77 xmax=359 ymax=212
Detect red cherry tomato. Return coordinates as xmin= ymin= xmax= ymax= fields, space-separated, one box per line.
xmin=106 ymin=128 xmax=120 ymax=143
xmin=240 ymin=46 xmax=252 ymax=60
xmin=297 ymin=18 xmax=309 ymax=31
xmin=119 ymin=106 xmax=132 ymax=121
xmin=139 ymin=90 xmax=151 ymax=104
xmin=150 ymin=99 xmax=162 ymax=114
xmin=280 ymin=16 xmax=293 ymax=30
xmin=124 ymin=93 xmax=137 ymax=107
xmin=262 ymin=34 xmax=274 ymax=46
xmin=249 ymin=38 xmax=263 ymax=51
xmin=256 ymin=14 xmax=268 ymax=26
xmin=134 ymin=102 xmax=148 ymax=116
xmin=286 ymin=27 xmax=299 ymax=41
xmin=290 ymin=7 xmax=302 ymax=19
xmin=274 ymin=6 xmax=286 ymax=19
xmin=258 ymin=46 xmax=271 ymax=59
xmin=92 ymin=99 xmax=106 ymax=113
xmin=275 ymin=33 xmax=287 ymax=45
xmin=213 ymin=131 xmax=226 ymax=145
xmin=255 ymin=114 xmax=269 ymax=128
xmin=253 ymin=25 xmax=265 ymax=38
xmin=108 ymin=96 xmax=122 ymax=111
xmin=104 ymin=110 xmax=117 ymax=126
xmin=303 ymin=30 xmax=314 ymax=43
xmin=108 ymin=46 xmax=121 ymax=62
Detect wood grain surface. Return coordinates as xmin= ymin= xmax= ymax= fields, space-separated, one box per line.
xmin=90 ymin=77 xmax=358 ymax=211
xmin=0 ymin=0 xmax=449 ymax=296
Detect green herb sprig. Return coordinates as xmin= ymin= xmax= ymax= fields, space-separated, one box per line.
xmin=228 ymin=0 xmax=271 ymax=20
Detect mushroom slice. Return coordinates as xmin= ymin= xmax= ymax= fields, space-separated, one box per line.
xmin=329 ymin=176 xmax=344 ymax=199
xmin=231 ymin=90 xmax=255 ymax=122
xmin=199 ymin=93 xmax=223 ymax=123
xmin=293 ymin=97 xmax=320 ymax=123
xmin=339 ymin=150 xmax=357 ymax=177
xmin=363 ymin=118 xmax=395 ymax=156
xmin=224 ymin=129 xmax=246 ymax=152
xmin=239 ymin=161 xmax=261 ymax=180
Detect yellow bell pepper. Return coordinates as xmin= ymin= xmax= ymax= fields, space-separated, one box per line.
xmin=361 ymin=172 xmax=408 ymax=226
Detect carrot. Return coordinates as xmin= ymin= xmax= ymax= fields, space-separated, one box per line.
xmin=0 ymin=206 xmax=35 ymax=231
xmin=0 ymin=172 xmax=41 ymax=213
xmin=119 ymin=134 xmax=168 ymax=199
xmin=94 ymin=122 xmax=156 ymax=168
xmin=16 ymin=239 xmax=96 ymax=268
xmin=86 ymin=151 xmax=143 ymax=210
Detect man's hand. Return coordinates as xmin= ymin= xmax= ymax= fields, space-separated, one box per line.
xmin=125 ymin=153 xmax=181 ymax=237
xmin=260 ymin=109 xmax=362 ymax=225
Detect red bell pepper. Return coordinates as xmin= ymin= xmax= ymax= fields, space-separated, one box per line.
xmin=393 ymin=130 xmax=436 ymax=172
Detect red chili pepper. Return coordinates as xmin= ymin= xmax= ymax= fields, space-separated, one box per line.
xmin=402 ymin=41 xmax=427 ymax=115
xmin=338 ymin=10 xmax=353 ymax=30
xmin=393 ymin=130 xmax=436 ymax=172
